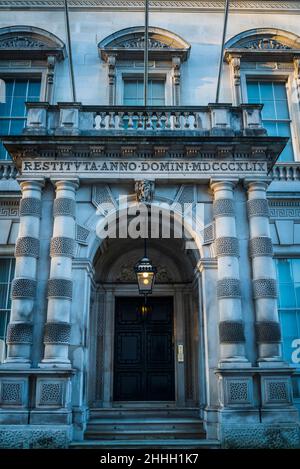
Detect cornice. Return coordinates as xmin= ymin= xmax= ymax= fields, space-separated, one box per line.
xmin=0 ymin=1 xmax=300 ymax=13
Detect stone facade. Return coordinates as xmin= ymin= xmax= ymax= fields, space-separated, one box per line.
xmin=0 ymin=0 xmax=300 ymax=449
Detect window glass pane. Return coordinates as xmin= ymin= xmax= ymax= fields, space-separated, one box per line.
xmin=10 ymin=119 xmax=26 ymax=135
xmin=277 ymin=259 xmax=293 ymax=284
xmin=261 ymin=100 xmax=275 ymax=120
xmin=264 ymin=121 xmax=277 ymax=136
xmin=259 ymin=82 xmax=274 ymax=100
xmin=247 ymin=80 xmax=293 ymax=160
xmin=124 ymin=79 xmax=165 ymax=105
xmin=28 ymin=80 xmax=41 ymax=98
xmin=292 ymin=260 xmax=300 ymax=283
xmin=0 ymin=79 xmax=41 ymax=159
xmin=273 ymin=82 xmax=287 ymax=100
xmin=275 ymin=99 xmax=289 ymax=120
xmin=247 ymin=82 xmax=260 ymax=101
xmin=0 ymin=259 xmax=10 ymax=282
xmin=0 ymin=311 xmax=9 ymax=340
xmin=279 ymin=284 xmax=296 ymax=307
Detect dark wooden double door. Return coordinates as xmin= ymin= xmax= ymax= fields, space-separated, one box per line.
xmin=113 ymin=297 xmax=175 ymax=401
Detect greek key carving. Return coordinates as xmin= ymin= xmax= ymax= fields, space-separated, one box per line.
xmin=47 ymin=278 xmax=72 ymax=299
xmin=215 ymin=237 xmax=239 ymax=257
xmin=19 ymin=198 xmax=41 ymax=217
xmin=6 ymin=323 xmax=33 ymax=344
xmin=11 ymin=278 xmax=36 ymax=298
xmin=213 ymin=199 xmax=235 ymax=218
xmin=53 ymin=198 xmax=76 ymax=218
xmin=15 ymin=237 xmax=40 ymax=258
xmin=249 ymin=237 xmax=273 ymax=258
xmin=247 ymin=199 xmax=270 ymax=218
xmin=255 ymin=321 xmax=281 ymax=343
xmin=44 ymin=322 xmax=71 ymax=344
xmin=50 ymin=237 xmax=75 ymax=258
xmin=217 ymin=278 xmax=241 ymax=298
xmin=219 ymin=321 xmax=245 ymax=343
xmin=253 ymin=279 xmax=277 ymax=299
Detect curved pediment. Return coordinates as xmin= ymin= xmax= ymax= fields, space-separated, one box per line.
xmin=99 ymin=26 xmax=191 ymax=61
xmin=0 ymin=25 xmax=66 ymax=60
xmin=225 ymin=28 xmax=300 ymax=60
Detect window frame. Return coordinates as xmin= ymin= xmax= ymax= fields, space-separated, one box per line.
xmin=122 ymin=75 xmax=167 ymax=107
xmin=240 ymin=69 xmax=300 ymax=162
xmin=0 ymin=256 xmax=15 ymax=363
xmin=0 ymin=71 xmax=44 ymax=159
xmin=116 ymin=66 xmax=174 ymax=106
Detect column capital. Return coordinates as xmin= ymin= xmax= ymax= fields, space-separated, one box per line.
xmin=244 ymin=179 xmax=269 ymax=193
xmin=51 ymin=178 xmax=80 ymax=192
xmin=210 ymin=178 xmax=239 ymax=193
xmin=19 ymin=178 xmax=45 ymax=193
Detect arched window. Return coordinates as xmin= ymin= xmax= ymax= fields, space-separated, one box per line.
xmin=98 ymin=26 xmax=190 ymax=106
xmin=0 ymin=26 xmax=65 ymax=159
xmin=225 ymin=28 xmax=300 ymax=162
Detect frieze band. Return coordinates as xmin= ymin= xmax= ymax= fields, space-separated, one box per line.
xmin=219 ymin=321 xmax=245 ymax=343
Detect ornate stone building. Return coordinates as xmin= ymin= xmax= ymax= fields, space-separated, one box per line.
xmin=0 ymin=0 xmax=300 ymax=449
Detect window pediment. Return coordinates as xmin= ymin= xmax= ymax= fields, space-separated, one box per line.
xmin=99 ymin=26 xmax=190 ymax=62
xmin=0 ymin=26 xmax=66 ymax=61
xmin=225 ymin=29 xmax=300 ymax=62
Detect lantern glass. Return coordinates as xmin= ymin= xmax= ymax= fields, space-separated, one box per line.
xmin=134 ymin=256 xmax=156 ymax=295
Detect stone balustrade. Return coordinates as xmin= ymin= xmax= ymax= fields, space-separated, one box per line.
xmin=0 ymin=161 xmax=18 ymax=179
xmin=270 ymin=163 xmax=300 ymax=181
xmin=24 ymin=102 xmax=266 ymax=136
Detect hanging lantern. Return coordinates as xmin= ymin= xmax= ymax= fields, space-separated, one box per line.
xmin=134 ymin=255 xmax=157 ymax=296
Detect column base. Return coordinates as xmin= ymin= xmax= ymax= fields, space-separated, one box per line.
xmin=257 ymin=358 xmax=290 ymax=368
xmin=2 ymin=358 xmax=31 ymax=369
xmin=39 ymin=358 xmax=72 ymax=369
xmin=218 ymin=358 xmax=252 ymax=369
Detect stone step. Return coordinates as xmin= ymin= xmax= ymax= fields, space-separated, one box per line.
xmin=89 ymin=408 xmax=200 ymax=420
xmin=71 ymin=439 xmax=221 ymax=449
xmin=85 ymin=428 xmax=205 ymax=440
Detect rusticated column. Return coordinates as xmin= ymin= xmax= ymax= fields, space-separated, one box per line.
xmin=211 ymin=180 xmax=249 ymax=367
xmin=5 ymin=180 xmax=44 ymax=366
xmin=246 ymin=181 xmax=283 ymax=365
xmin=40 ymin=179 xmax=79 ymax=368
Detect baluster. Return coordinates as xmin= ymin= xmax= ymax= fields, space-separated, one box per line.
xmin=137 ymin=112 xmax=144 ymax=129
xmin=145 ymin=112 xmax=152 ymax=129
xmin=152 ymin=113 xmax=158 ymax=130
xmin=174 ymin=112 xmax=180 ymax=129
xmin=165 ymin=112 xmax=171 ymax=129
xmin=184 ymin=112 xmax=190 ymax=129
xmin=94 ymin=113 xmax=101 ymax=130
xmin=160 ymin=112 xmax=167 ymax=129
xmin=128 ymin=112 xmax=134 ymax=129
xmin=156 ymin=112 xmax=162 ymax=129
xmin=108 ymin=112 xmax=115 ymax=129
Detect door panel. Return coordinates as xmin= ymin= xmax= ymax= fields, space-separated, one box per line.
xmin=113 ymin=297 xmax=174 ymax=401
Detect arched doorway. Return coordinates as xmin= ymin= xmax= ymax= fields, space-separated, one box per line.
xmin=88 ymin=236 xmax=203 ymax=410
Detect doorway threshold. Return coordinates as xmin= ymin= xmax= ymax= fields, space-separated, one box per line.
xmin=112 ymin=401 xmax=176 ymax=408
